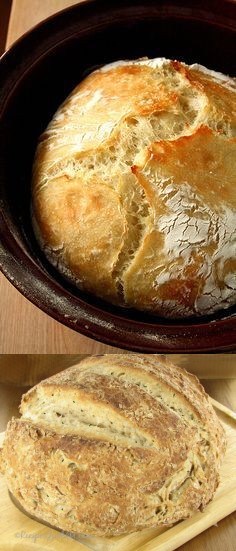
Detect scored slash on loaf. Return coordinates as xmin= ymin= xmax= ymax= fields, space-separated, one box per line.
xmin=32 ymin=58 xmax=236 ymax=318
xmin=0 ymin=355 xmax=226 ymax=536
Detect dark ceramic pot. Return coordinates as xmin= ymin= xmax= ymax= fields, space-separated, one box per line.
xmin=0 ymin=0 xmax=235 ymax=352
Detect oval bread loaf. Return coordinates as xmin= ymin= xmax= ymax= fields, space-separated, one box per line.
xmin=32 ymin=58 xmax=236 ymax=318
xmin=0 ymin=354 xmax=226 ymax=536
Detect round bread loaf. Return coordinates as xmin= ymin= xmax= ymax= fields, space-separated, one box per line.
xmin=32 ymin=58 xmax=236 ymax=318
xmin=0 ymin=354 xmax=226 ymax=536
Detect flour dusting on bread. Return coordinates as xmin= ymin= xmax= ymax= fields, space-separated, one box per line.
xmin=32 ymin=58 xmax=236 ymax=317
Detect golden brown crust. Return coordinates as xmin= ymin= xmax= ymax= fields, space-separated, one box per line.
xmin=32 ymin=58 xmax=236 ymax=318
xmin=0 ymin=354 xmax=226 ymax=536
xmin=127 ymin=126 xmax=236 ymax=313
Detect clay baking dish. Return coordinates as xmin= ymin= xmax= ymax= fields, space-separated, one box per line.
xmin=0 ymin=0 xmax=235 ymax=352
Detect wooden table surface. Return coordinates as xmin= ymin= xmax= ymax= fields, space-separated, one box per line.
xmin=0 ymin=354 xmax=236 ymax=551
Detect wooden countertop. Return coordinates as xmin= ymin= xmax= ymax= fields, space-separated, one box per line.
xmin=0 ymin=356 xmax=236 ymax=551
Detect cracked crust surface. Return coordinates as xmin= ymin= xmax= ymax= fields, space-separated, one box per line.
xmin=32 ymin=58 xmax=236 ymax=317
xmin=0 ymin=355 xmax=226 ymax=536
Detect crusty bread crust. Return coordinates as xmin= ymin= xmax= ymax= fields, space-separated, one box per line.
xmin=0 ymin=355 xmax=226 ymax=536
xmin=32 ymin=58 xmax=236 ymax=318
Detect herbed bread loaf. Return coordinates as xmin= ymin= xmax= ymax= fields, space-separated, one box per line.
xmin=0 ymin=354 xmax=226 ymax=537
xmin=31 ymin=57 xmax=236 ymax=318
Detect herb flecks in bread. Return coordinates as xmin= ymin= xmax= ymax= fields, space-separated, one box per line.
xmin=0 ymin=355 xmax=226 ymax=536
